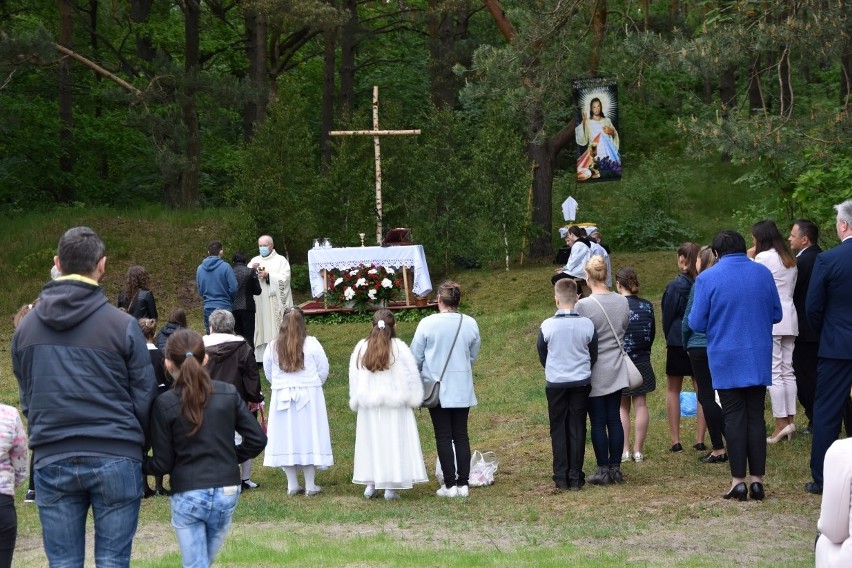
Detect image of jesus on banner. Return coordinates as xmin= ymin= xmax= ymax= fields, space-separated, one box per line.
xmin=573 ymin=78 xmax=622 ymax=183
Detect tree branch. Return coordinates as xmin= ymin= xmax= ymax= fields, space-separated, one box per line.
xmin=54 ymin=44 xmax=142 ymax=97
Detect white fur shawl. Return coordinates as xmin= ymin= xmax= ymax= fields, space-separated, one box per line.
xmin=348 ymin=338 xmax=424 ymax=411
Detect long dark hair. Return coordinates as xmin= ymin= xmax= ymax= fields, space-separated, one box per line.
xmin=359 ymin=309 xmax=396 ymax=371
xmin=164 ymin=329 xmax=211 ymax=436
xmin=123 ymin=265 xmax=150 ymax=307
xmin=677 ymin=243 xmax=700 ymax=280
xmin=275 ymin=308 xmax=306 ymax=373
xmin=752 ymin=219 xmax=796 ymax=268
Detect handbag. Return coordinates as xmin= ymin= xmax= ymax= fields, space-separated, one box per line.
xmin=421 ymin=314 xmax=464 ymax=408
xmin=589 ymin=296 xmax=644 ymax=391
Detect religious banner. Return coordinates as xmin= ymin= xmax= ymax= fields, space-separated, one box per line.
xmin=572 ymin=77 xmax=621 ymax=183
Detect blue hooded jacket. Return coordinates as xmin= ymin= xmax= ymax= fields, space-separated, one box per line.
xmin=196 ymin=255 xmax=237 ymax=310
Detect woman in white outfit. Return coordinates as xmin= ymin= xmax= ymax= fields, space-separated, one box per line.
xmin=750 ymin=220 xmax=798 ymax=443
xmin=816 ymin=437 xmax=852 ymax=567
xmin=263 ymin=308 xmax=333 ymax=495
xmin=349 ymin=309 xmax=428 ymax=500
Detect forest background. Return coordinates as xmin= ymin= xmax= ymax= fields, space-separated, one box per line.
xmin=1 ymin=0 xmax=850 ymax=269
xmin=1 ymin=1 xmax=852 ymax=565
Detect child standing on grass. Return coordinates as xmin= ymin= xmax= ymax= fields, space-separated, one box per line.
xmin=349 ymin=310 xmax=428 ymax=500
xmin=537 ymin=279 xmax=598 ymax=491
xmin=263 ymin=308 xmax=333 ymax=496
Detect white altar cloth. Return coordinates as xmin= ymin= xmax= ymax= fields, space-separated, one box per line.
xmin=308 ymin=245 xmax=433 ymax=298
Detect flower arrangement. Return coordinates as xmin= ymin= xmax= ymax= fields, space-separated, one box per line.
xmin=325 ymin=264 xmax=403 ymax=311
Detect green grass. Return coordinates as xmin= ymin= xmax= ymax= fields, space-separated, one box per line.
xmin=2 ymin=209 xmax=821 ymax=567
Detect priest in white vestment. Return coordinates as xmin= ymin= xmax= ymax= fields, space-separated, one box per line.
xmin=250 ymin=235 xmax=293 ymax=362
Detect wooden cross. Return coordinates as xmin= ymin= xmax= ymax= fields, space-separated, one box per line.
xmin=329 ymin=85 xmax=420 ymax=244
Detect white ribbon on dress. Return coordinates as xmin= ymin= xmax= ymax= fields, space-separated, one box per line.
xmin=274 ymin=386 xmax=310 ymax=411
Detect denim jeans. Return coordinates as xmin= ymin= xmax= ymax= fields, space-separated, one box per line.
xmin=171 ymin=486 xmax=240 ymax=568
xmin=588 ymin=391 xmax=624 ymax=467
xmin=35 ymin=456 xmax=142 ymax=568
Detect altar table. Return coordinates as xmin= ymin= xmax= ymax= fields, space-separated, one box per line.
xmin=307 ymin=245 xmax=433 ymax=305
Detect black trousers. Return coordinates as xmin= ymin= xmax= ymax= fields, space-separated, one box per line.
xmin=688 ymin=348 xmax=725 ymax=450
xmin=429 ymin=406 xmax=471 ymax=488
xmin=233 ymin=310 xmax=256 ymax=350
xmin=0 ymin=494 xmax=16 ymax=568
xmin=810 ymin=358 xmax=852 ymax=486
xmin=546 ymin=385 xmax=591 ymax=488
xmin=793 ymin=340 xmax=819 ymax=421
xmin=718 ymin=386 xmax=766 ymax=478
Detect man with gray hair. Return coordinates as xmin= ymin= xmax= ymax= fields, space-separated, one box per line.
xmin=203 ymin=309 xmax=264 ymax=490
xmin=805 ymin=200 xmax=852 ymax=495
xmin=13 ymin=226 xmax=157 ymax=566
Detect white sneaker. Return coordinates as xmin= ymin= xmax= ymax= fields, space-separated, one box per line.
xmin=383 ymin=489 xmax=400 ymax=500
xmin=436 ymin=485 xmax=458 ymax=497
xmin=364 ymin=485 xmax=376 ymax=499
xmin=456 ymin=485 xmax=469 ymax=497
xmin=621 ymin=451 xmax=632 ymax=463
xmin=633 ymin=452 xmax=644 ymax=463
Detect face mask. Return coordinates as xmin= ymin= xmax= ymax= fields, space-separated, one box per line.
xmin=259 ymin=246 xmax=270 ymax=257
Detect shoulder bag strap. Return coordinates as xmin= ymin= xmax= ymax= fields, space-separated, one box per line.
xmin=437 ymin=314 xmax=464 ymax=383
xmin=589 ymin=295 xmax=626 ymax=352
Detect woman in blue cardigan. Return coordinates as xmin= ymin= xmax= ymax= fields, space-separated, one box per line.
xmin=689 ymin=230 xmax=781 ymax=501
xmin=411 ymin=281 xmax=481 ymax=498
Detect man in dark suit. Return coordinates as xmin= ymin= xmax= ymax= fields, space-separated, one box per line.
xmin=789 ymin=219 xmax=822 ymax=432
xmin=806 ymin=200 xmax=852 ymax=495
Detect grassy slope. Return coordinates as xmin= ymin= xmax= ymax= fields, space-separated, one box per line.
xmin=3 ymin=202 xmax=820 ymax=566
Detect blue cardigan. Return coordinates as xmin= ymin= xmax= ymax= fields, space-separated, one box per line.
xmin=688 ymin=253 xmax=782 ymax=390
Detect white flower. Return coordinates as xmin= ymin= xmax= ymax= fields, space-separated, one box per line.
xmin=368 ymin=268 xmax=378 ymax=274
xmin=355 ymin=277 xmax=367 ymax=288
xmin=334 ymin=277 xmax=343 ymax=287
xmin=381 ymin=278 xmax=393 ymax=289
xmin=343 ymin=287 xmax=355 ymax=300
xmin=349 ymin=270 xmax=359 ymax=276
xmin=368 ymin=289 xmax=377 ymax=300
xmin=386 ymin=267 xmax=395 ymax=274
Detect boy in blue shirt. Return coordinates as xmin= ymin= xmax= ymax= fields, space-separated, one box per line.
xmin=537 ymin=279 xmax=598 ymax=491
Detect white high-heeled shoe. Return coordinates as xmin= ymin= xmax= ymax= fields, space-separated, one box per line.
xmin=767 ymin=423 xmax=796 ymax=444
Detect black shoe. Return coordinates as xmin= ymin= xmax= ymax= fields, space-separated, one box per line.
xmin=805 ymin=481 xmax=823 ymax=495
xmin=700 ymin=452 xmax=728 ymax=464
xmin=554 ymin=480 xmax=569 ymax=491
xmin=241 ymin=479 xmax=260 ymax=491
xmin=670 ymin=443 xmax=684 ymax=453
xmin=608 ymin=466 xmax=625 ymax=484
xmin=693 ymin=442 xmax=707 ymax=451
xmin=24 ymin=490 xmax=35 ymax=503
xmin=723 ymin=482 xmax=748 ymax=501
xmin=143 ymin=486 xmax=156 ymax=498
xmin=749 ymin=482 xmax=765 ymax=501
xmin=588 ymin=466 xmax=611 ymax=485
xmin=156 ymin=487 xmax=171 ymax=496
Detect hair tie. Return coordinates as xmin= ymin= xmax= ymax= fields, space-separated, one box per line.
xmin=185 ymin=352 xmax=193 ymax=359
xmin=377 ymin=320 xmax=386 ymax=329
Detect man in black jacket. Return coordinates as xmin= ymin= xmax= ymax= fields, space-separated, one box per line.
xmin=204 ymin=309 xmax=264 ymax=490
xmin=789 ymin=219 xmax=823 ymax=433
xmin=12 ymin=226 xmax=157 ymax=567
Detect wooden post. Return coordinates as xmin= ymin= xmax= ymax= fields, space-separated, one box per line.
xmin=329 ymin=86 xmax=420 ymax=244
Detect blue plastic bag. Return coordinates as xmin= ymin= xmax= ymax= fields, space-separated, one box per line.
xmin=680 ymin=391 xmax=698 ymax=417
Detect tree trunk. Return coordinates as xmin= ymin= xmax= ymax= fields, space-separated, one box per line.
xmin=58 ymin=0 xmax=74 ymax=203
xmin=177 ymin=0 xmax=200 ymax=209
xmin=426 ymin=1 xmax=471 ymax=109
xmin=589 ymin=0 xmax=607 ymax=76
xmin=778 ymin=46 xmax=792 ymax=117
xmin=719 ymin=64 xmax=736 ymax=162
xmin=321 ymin=24 xmax=336 ymax=169
xmin=339 ymin=0 xmax=357 ymax=120
xmin=747 ymin=55 xmax=765 ymax=115
xmin=87 ymin=0 xmax=108 ymax=180
xmin=243 ymin=8 xmax=268 ymax=141
xmin=483 ymin=0 xmax=516 ymax=41
xmin=130 ymin=0 xmax=155 ymax=69
xmin=842 ymin=43 xmax=852 ymax=109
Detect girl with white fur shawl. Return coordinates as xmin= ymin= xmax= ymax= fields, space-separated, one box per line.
xmin=348 ymin=309 xmax=428 ymax=500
